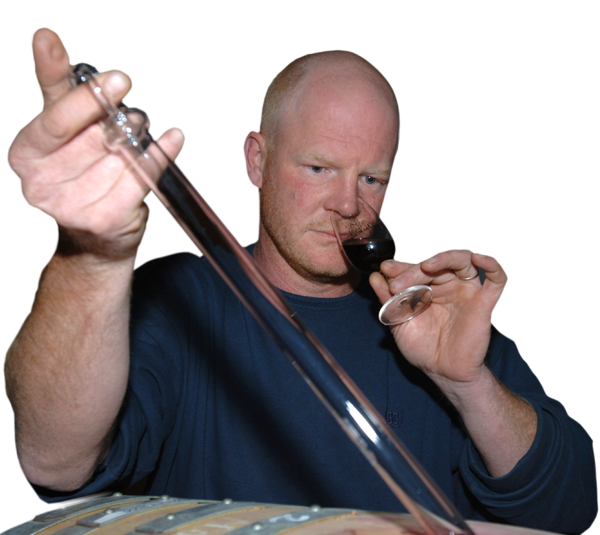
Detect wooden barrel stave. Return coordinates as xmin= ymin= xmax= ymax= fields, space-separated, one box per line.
xmin=2 ymin=495 xmax=561 ymax=535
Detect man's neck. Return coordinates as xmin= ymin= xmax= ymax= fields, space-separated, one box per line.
xmin=253 ymin=238 xmax=360 ymax=299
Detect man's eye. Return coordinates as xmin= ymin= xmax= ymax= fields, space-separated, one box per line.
xmin=364 ymin=176 xmax=377 ymax=185
xmin=310 ymin=166 xmax=324 ymax=173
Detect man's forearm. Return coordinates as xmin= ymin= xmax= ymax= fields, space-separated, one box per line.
xmin=5 ymin=249 xmax=134 ymax=491
xmin=435 ymin=367 xmax=538 ymax=478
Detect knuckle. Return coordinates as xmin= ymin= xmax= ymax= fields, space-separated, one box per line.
xmin=7 ymin=143 xmax=21 ymax=171
xmin=21 ymin=179 xmax=44 ymax=207
xmin=20 ymin=164 xmax=54 ymax=205
xmin=40 ymin=109 xmax=70 ymax=140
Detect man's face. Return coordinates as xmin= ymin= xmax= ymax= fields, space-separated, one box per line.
xmin=259 ymin=75 xmax=398 ymax=283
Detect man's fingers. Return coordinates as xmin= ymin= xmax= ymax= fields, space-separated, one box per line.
xmin=421 ymin=250 xmax=507 ymax=299
xmin=380 ymin=260 xmax=428 ymax=297
xmin=39 ymin=70 xmax=131 ymax=144
xmin=155 ymin=128 xmax=186 ymax=162
xmin=422 ymin=250 xmax=477 ymax=280
xmin=88 ymin=128 xmax=184 ymax=213
xmin=19 ymin=28 xmax=133 ymax=161
xmin=380 ymin=259 xmax=413 ymax=279
xmin=13 ymin=70 xmax=131 ymax=162
xmin=369 ymin=271 xmax=393 ymax=305
xmin=422 ymin=250 xmax=506 ymax=283
xmin=119 ymin=128 xmax=185 ymax=194
xmin=33 ymin=29 xmax=72 ymax=108
xmin=471 ymin=253 xmax=507 ymax=288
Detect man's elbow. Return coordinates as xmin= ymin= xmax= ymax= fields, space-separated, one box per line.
xmin=19 ymin=453 xmax=99 ymax=493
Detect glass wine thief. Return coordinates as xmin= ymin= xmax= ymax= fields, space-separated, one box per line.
xmin=67 ymin=62 xmax=472 ymax=535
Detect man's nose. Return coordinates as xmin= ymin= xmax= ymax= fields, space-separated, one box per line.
xmin=323 ymin=176 xmax=360 ymax=218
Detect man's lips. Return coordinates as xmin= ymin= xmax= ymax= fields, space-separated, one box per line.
xmin=310 ymin=229 xmax=338 ymax=242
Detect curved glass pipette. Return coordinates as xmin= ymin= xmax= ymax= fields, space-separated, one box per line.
xmin=69 ymin=63 xmax=474 ymax=535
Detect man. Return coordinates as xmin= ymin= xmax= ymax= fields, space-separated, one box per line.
xmin=5 ymin=29 xmax=596 ymax=533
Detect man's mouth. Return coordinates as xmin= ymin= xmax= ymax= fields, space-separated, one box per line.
xmin=310 ymin=229 xmax=338 ymax=241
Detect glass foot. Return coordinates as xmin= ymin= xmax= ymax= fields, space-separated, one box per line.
xmin=379 ymin=285 xmax=433 ymax=325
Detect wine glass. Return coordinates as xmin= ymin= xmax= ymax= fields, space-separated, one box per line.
xmin=331 ymin=198 xmax=432 ymax=325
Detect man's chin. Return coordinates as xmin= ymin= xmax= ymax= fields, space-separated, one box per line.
xmin=261 ymin=231 xmax=357 ymax=285
xmin=292 ymin=258 xmax=357 ymax=284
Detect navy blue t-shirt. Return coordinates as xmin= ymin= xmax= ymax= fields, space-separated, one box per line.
xmin=38 ymin=251 xmax=597 ymax=533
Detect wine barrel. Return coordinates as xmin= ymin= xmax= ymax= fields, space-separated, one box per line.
xmin=1 ymin=494 xmax=558 ymax=535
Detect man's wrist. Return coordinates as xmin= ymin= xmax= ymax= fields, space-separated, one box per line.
xmin=49 ymin=229 xmax=138 ymax=293
xmin=431 ymin=366 xmax=538 ymax=477
xmin=56 ymin=225 xmax=141 ymax=264
xmin=429 ymin=365 xmax=498 ymax=415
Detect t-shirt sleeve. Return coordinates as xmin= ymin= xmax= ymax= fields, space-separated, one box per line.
xmin=35 ymin=254 xmax=198 ymax=502
xmin=459 ymin=326 xmax=597 ymax=533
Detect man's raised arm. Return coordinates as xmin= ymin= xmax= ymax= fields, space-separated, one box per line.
xmin=4 ymin=29 xmax=184 ymax=492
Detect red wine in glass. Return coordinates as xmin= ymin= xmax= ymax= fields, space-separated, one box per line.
xmin=342 ymin=238 xmax=396 ymax=275
xmin=331 ymin=199 xmax=432 ymax=325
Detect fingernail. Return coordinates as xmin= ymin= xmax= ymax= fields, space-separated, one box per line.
xmin=390 ymin=277 xmax=404 ymax=292
xmin=105 ymin=72 xmax=128 ymax=94
xmin=381 ymin=260 xmax=396 ymax=269
xmin=426 ymin=256 xmax=437 ymax=264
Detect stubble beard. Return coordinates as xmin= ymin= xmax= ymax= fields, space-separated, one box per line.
xmin=259 ymin=166 xmax=349 ymax=283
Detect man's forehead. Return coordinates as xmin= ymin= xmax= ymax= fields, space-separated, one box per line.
xmin=261 ymin=51 xmax=399 ymax=165
xmin=282 ymin=82 xmax=398 ymax=148
xmin=292 ymin=61 xmax=394 ymax=108
xmin=276 ymin=61 xmax=399 ymax=145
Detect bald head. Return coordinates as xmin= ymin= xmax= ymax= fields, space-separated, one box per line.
xmin=260 ymin=51 xmax=399 ymax=156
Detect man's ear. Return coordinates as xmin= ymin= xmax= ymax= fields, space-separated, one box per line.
xmin=244 ymin=131 xmax=268 ymax=189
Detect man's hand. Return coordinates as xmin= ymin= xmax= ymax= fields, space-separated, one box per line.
xmin=370 ymin=250 xmax=504 ymax=384
xmin=5 ymin=28 xmax=184 ymax=492
xmin=8 ymin=28 xmax=184 ymax=259
xmin=370 ymin=251 xmax=537 ymax=477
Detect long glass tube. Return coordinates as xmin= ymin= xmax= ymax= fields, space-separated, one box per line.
xmin=69 ymin=64 xmax=474 ymax=535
